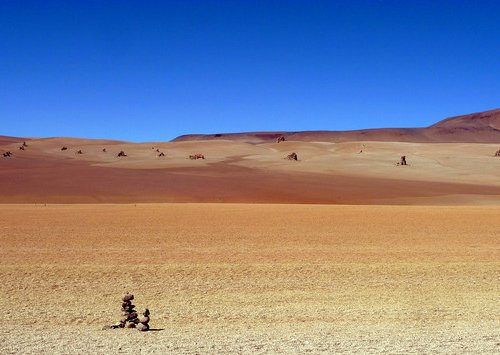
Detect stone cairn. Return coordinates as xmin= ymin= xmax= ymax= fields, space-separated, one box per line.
xmin=136 ymin=308 xmax=151 ymax=332
xmin=106 ymin=292 xmax=151 ymax=331
xmin=495 ymin=149 xmax=500 ymax=157
xmin=121 ymin=292 xmax=138 ymax=328
xmin=398 ymin=155 xmax=407 ymax=166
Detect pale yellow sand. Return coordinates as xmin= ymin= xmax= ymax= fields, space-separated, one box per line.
xmin=0 ymin=204 xmax=498 ymax=353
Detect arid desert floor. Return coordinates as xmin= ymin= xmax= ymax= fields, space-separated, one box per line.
xmin=0 ymin=204 xmax=498 ymax=353
xmin=1 ymin=137 xmax=500 ymax=204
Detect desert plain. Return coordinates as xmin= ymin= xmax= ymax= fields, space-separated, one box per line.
xmin=0 ymin=204 xmax=499 ymax=353
xmin=1 ymin=109 xmax=499 ymax=353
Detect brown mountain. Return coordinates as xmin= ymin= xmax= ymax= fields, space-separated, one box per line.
xmin=172 ymin=108 xmax=500 ymax=143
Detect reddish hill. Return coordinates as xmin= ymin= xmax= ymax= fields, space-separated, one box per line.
xmin=0 ymin=135 xmax=25 ymax=146
xmin=173 ymin=108 xmax=500 ymax=143
xmin=431 ymin=108 xmax=500 ymax=129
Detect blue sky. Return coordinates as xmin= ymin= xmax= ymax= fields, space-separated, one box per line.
xmin=1 ymin=0 xmax=499 ymax=141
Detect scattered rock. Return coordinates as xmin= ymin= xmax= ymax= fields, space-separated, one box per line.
xmin=2 ymin=151 xmax=13 ymax=157
xmin=117 ymin=151 xmax=127 ymax=157
xmin=276 ymin=136 xmax=286 ymax=143
xmin=189 ymin=154 xmax=205 ymax=160
xmin=398 ymin=155 xmax=407 ymax=166
xmin=158 ymin=152 xmax=165 ymax=157
xmin=76 ymin=150 xmax=83 ymax=155
xmin=494 ymin=150 xmax=500 ymax=157
xmin=285 ymin=152 xmax=298 ymax=161
xmin=61 ymin=147 xmax=68 ymax=151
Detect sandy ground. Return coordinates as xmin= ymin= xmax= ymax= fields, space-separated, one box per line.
xmin=1 ymin=137 xmax=500 ymax=204
xmin=0 ymin=204 xmax=498 ymax=353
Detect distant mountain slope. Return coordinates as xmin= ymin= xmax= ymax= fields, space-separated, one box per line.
xmin=172 ymin=108 xmax=500 ymax=143
xmin=431 ymin=108 xmax=500 ymax=129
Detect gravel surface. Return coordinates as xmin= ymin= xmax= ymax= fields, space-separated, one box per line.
xmin=1 ymin=204 xmax=498 ymax=353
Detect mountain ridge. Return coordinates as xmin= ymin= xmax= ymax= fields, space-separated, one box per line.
xmin=172 ymin=108 xmax=500 ymax=143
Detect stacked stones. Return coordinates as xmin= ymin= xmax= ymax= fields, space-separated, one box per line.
xmin=108 ymin=292 xmax=151 ymax=331
xmin=121 ymin=292 xmax=139 ymax=328
xmin=136 ymin=308 xmax=150 ymax=332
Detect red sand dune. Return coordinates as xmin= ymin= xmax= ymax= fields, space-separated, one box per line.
xmin=1 ymin=108 xmax=499 ymax=204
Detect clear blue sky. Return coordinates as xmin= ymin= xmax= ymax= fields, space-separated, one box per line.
xmin=1 ymin=0 xmax=499 ymax=141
